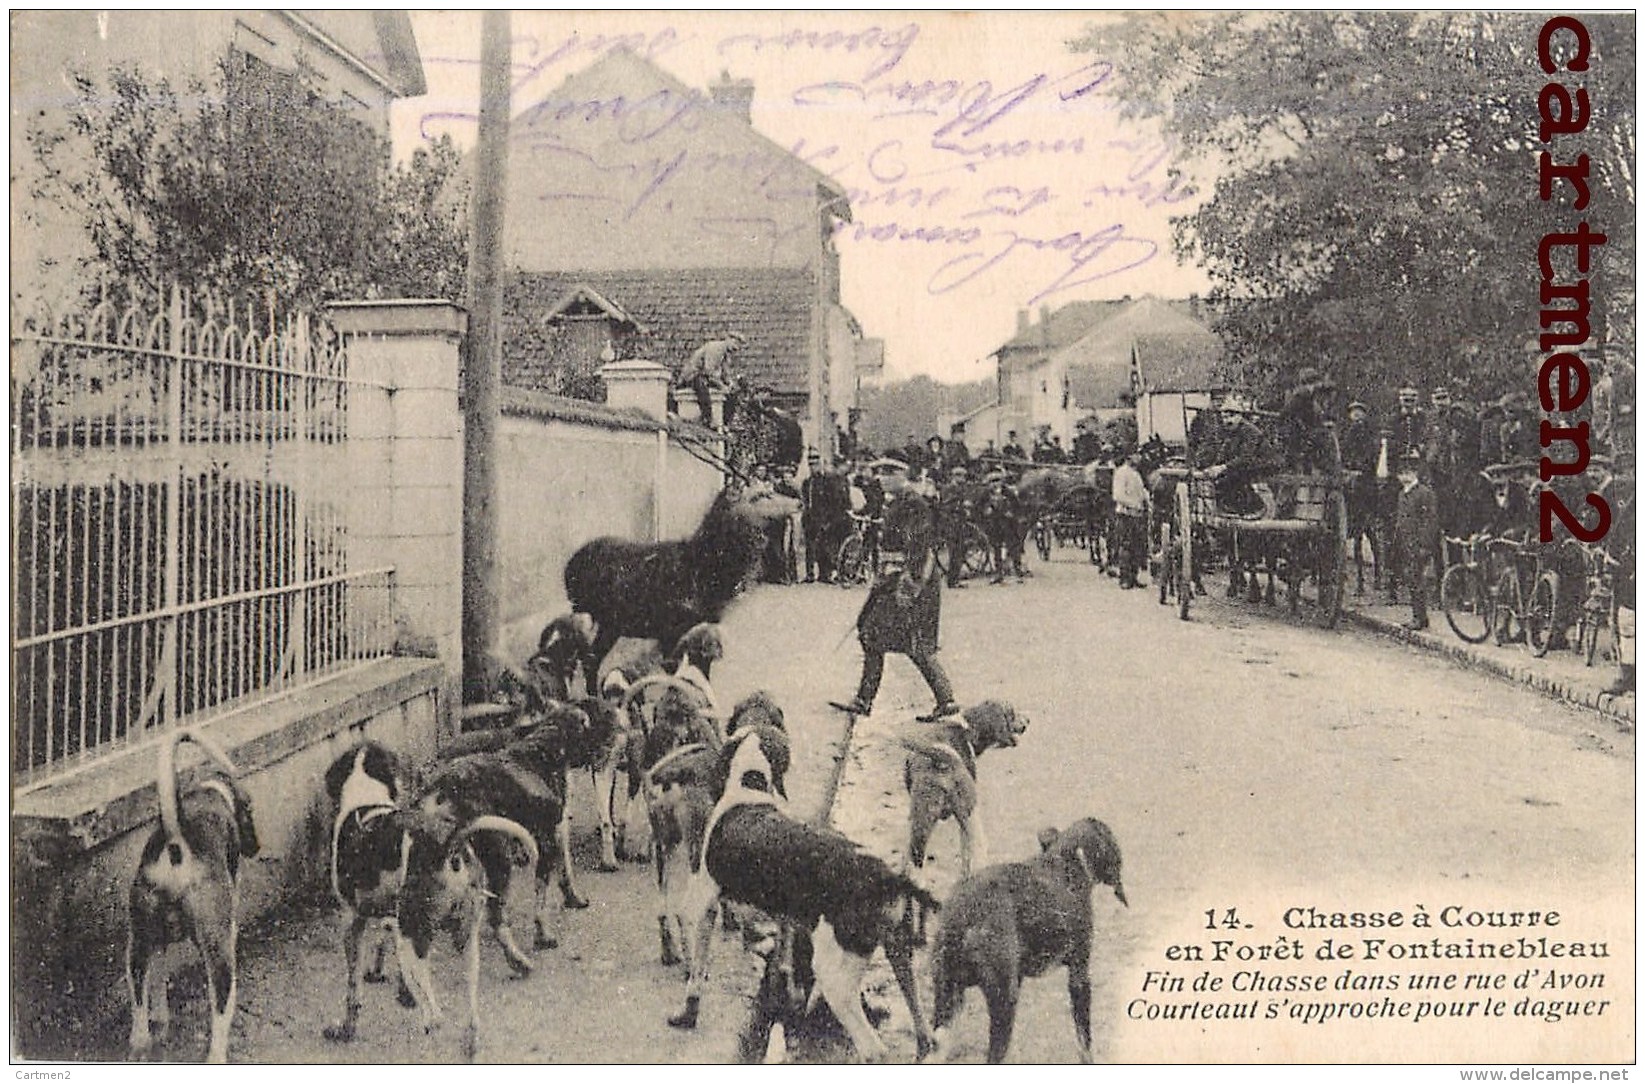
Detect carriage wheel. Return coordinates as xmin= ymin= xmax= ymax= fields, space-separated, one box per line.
xmin=1157 ymin=519 xmax=1172 ymax=606
xmin=1526 ymin=572 xmax=1559 ymax=658
xmin=1316 ymin=489 xmax=1347 ymax=628
xmin=1176 ymin=482 xmax=1193 ymax=621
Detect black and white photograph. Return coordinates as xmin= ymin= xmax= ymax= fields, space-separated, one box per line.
xmin=9 ymin=9 xmax=1636 ymax=1069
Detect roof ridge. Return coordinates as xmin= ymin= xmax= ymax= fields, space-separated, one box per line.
xmin=516 ymin=47 xmax=846 ymax=205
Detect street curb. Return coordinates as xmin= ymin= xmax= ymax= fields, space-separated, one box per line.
xmin=1341 ymin=608 xmax=1636 ymax=733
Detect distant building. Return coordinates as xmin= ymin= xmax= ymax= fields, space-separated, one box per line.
xmin=975 ymin=296 xmax=1224 ymax=449
xmin=501 ymin=49 xmax=879 ymax=460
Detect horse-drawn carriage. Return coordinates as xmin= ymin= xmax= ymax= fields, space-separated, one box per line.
xmin=1161 ymin=410 xmax=1348 ymax=627
xmin=1020 ymin=465 xmax=1107 ymax=566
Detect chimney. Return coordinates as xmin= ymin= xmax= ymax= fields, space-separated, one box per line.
xmin=1040 ymin=304 xmax=1052 ymax=348
xmin=709 ymin=70 xmax=755 ymax=122
xmin=1016 ymin=309 xmax=1030 ymax=335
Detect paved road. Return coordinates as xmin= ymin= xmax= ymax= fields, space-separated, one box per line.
xmin=109 ymin=548 xmax=1633 ymax=1064
xmin=832 ymin=550 xmax=1634 ymax=1065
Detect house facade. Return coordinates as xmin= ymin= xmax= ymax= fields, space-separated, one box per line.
xmin=500 ymin=49 xmax=877 ymax=462
xmin=987 ymin=300 xmax=1130 ymax=450
xmin=974 ymin=297 xmax=1224 ymax=451
xmin=12 ymin=10 xmax=425 ymax=297
xmin=11 ymin=10 xmax=424 ymax=132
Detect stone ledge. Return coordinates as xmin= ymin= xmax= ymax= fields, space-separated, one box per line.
xmin=1342 ymin=610 xmax=1636 ymax=733
xmin=501 ymin=384 xmax=719 ymax=442
xmin=13 ymin=657 xmax=444 ymax=852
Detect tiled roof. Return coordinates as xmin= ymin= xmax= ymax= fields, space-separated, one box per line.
xmin=505 ymin=267 xmax=816 ymax=396
xmin=1056 ymin=297 xmax=1225 ymax=406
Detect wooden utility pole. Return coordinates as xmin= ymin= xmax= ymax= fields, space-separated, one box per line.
xmin=461 ymin=9 xmax=510 ymax=700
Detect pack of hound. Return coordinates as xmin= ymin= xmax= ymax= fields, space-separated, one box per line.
xmin=128 ymin=603 xmax=1124 ymax=1064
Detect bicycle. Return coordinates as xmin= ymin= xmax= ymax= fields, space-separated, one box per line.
xmin=1573 ymin=542 xmax=1617 ymax=667
xmin=935 ymin=518 xmax=995 ymax=583
xmin=1439 ymin=533 xmax=1495 ymax=643
xmin=1489 ymin=538 xmax=1558 ymax=657
xmin=834 ymin=513 xmax=881 ymax=587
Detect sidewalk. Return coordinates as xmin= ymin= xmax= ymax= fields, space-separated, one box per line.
xmin=1341 ymin=591 xmax=1636 ymax=731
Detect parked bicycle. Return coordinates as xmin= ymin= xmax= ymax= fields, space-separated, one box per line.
xmin=1440 ymin=533 xmax=1495 ymax=644
xmin=1489 ymin=537 xmax=1559 ymax=657
xmin=1572 ymin=541 xmax=1618 ymax=667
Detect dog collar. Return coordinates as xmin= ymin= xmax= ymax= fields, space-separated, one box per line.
xmin=330 ymin=800 xmax=400 ymax=905
xmin=200 ymin=777 xmax=239 ymax=815
xmin=643 ymin=742 xmax=710 ymax=791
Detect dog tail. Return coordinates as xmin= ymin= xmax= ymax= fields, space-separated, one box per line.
xmin=157 ymin=727 xmax=241 ymax=859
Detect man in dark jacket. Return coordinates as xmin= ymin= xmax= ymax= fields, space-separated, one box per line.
xmin=802 ymin=453 xmax=850 ymax=583
xmin=1209 ymin=412 xmax=1281 ymax=517
xmin=831 ymin=463 xmax=958 ymax=721
xmin=1391 ymin=452 xmax=1439 ymax=630
xmin=938 ymin=466 xmax=976 ymax=588
xmin=1392 ymin=384 xmax=1428 ymax=462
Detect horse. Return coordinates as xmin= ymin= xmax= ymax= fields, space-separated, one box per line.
xmin=1016 ymin=466 xmax=1083 ymax=561
xmin=1345 ymin=469 xmax=1393 ymax=597
xmin=564 ymin=485 xmax=800 ymax=694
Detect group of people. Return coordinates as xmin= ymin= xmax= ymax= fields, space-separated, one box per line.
xmin=1184 ymin=369 xmax=1634 ymax=696
xmin=747 ymin=449 xmax=1035 ymax=591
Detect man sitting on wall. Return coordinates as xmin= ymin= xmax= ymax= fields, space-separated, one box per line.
xmin=676 ymin=332 xmax=744 ymax=425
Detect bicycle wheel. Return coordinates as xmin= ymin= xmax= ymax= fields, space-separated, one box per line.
xmin=1441 ymin=564 xmax=1492 ymax=643
xmin=1526 ymin=572 xmax=1558 ymax=658
xmin=1493 ymin=568 xmax=1521 ymax=645
xmin=1177 ymin=483 xmax=1194 ymax=622
xmin=835 ymin=535 xmax=866 ymax=587
xmin=962 ymin=524 xmax=994 ymax=579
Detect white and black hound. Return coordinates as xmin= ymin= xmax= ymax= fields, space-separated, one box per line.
xmin=127 ymin=728 xmax=260 ymax=1063
xmin=667 ymin=728 xmax=939 ymax=1062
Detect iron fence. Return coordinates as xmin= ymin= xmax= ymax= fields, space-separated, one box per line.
xmin=11 ymin=288 xmax=395 ymax=785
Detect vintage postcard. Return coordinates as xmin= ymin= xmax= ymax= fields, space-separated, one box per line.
xmin=9 ymin=9 xmax=1635 ymax=1073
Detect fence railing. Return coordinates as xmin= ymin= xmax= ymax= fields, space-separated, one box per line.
xmin=11 ymin=287 xmax=395 ymax=786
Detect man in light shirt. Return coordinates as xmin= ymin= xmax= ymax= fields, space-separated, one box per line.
xmin=1111 ymin=453 xmax=1149 ymax=589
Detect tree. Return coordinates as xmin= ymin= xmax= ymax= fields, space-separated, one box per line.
xmin=1072 ymin=12 xmax=1635 ymax=409
xmin=25 ymin=59 xmax=470 ymax=313
xmin=855 ymin=374 xmax=995 ymax=454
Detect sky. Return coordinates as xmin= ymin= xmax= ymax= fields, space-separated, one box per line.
xmin=393 ymin=10 xmax=1214 ymax=384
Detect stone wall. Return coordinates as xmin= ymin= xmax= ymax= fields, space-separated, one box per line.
xmin=494 ymin=387 xmax=724 ymax=665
